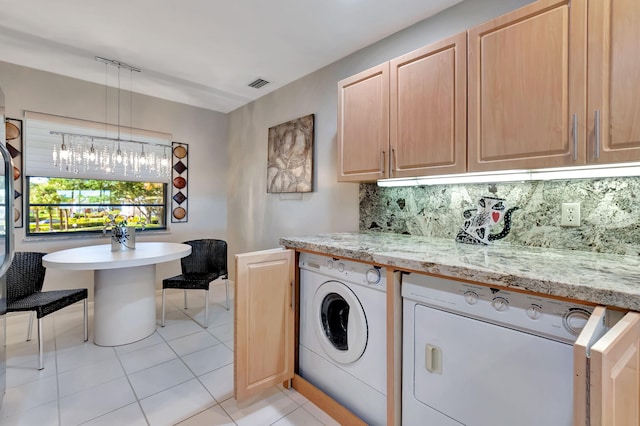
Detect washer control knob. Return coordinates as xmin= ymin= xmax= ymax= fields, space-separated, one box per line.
xmin=491 ymin=297 xmax=509 ymax=312
xmin=527 ymin=304 xmax=542 ymax=320
xmin=564 ymin=308 xmax=591 ymax=335
xmin=326 ymin=260 xmax=334 ymax=269
xmin=337 ymin=263 xmax=345 ymax=272
xmin=365 ymin=268 xmax=381 ymax=285
xmin=464 ymin=291 xmax=479 ymax=305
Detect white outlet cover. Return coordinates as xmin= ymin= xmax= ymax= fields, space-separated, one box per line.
xmin=561 ymin=202 xmax=581 ymax=227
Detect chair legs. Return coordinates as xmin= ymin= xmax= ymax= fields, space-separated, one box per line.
xmin=224 ymin=278 xmax=229 ymax=310
xmin=38 ymin=318 xmax=44 ymax=370
xmin=83 ymin=299 xmax=89 ymax=342
xmin=23 ymin=313 xmax=45 ymax=370
xmin=204 ymin=289 xmax=209 ymax=329
xmin=161 ymin=284 xmax=224 ymax=329
xmin=26 ymin=311 xmax=35 ymax=341
xmin=161 ymin=288 xmax=166 ymax=327
xmin=21 ymin=300 xmax=88 ymax=370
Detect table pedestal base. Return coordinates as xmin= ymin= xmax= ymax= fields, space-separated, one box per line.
xmin=94 ymin=264 xmax=157 ymax=346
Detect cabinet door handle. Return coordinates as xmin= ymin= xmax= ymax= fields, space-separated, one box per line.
xmin=425 ymin=344 xmax=442 ymax=375
xmin=572 ymin=113 xmax=578 ymax=161
xmin=380 ymin=150 xmax=386 ymax=175
xmin=290 ymin=281 xmax=294 ymax=310
xmin=594 ymin=110 xmax=601 ymax=160
xmin=391 ymin=148 xmax=396 ymax=175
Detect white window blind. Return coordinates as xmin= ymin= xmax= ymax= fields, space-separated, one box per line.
xmin=25 ymin=111 xmax=172 ymax=182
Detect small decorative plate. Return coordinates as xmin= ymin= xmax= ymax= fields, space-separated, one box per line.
xmin=5 ymin=122 xmax=20 ymax=140
xmin=173 ymin=145 xmax=187 ymax=159
xmin=173 ymin=176 xmax=187 ymax=189
xmin=172 ymin=207 xmax=186 ymax=220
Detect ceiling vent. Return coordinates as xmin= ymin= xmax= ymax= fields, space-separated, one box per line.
xmin=248 ymin=78 xmax=270 ymax=89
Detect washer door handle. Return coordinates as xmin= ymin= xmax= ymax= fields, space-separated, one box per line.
xmin=425 ymin=344 xmax=442 ymax=375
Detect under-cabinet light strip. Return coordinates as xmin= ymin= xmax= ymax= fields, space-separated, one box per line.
xmin=377 ymin=162 xmax=640 ymax=187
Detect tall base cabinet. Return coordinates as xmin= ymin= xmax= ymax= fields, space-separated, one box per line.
xmin=234 ymin=249 xmax=366 ymax=425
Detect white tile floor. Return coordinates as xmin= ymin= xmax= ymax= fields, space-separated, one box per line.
xmin=0 ymin=281 xmax=339 ymax=426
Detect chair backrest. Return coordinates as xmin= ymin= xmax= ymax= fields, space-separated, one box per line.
xmin=181 ymin=239 xmax=227 ymax=277
xmin=6 ymin=252 xmax=47 ymax=303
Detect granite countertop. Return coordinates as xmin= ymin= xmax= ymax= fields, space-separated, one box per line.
xmin=279 ymin=232 xmax=640 ymax=311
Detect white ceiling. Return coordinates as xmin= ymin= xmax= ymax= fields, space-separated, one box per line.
xmin=0 ymin=0 xmax=462 ymax=113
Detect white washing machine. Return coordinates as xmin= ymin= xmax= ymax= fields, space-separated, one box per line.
xmin=402 ymin=273 xmax=594 ymax=426
xmin=299 ymin=253 xmax=387 ymax=426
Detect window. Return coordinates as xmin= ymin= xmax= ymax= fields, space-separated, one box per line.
xmin=22 ymin=112 xmax=172 ymax=236
xmin=26 ymin=177 xmax=166 ymax=235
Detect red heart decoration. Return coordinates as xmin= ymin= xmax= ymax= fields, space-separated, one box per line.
xmin=492 ymin=212 xmax=501 ymax=223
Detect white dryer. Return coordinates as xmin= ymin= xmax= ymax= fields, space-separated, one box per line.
xmin=402 ymin=273 xmax=594 ymax=426
xmin=299 ymin=253 xmax=387 ymax=426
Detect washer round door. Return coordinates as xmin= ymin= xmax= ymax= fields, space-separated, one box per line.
xmin=312 ymin=280 xmax=368 ymax=364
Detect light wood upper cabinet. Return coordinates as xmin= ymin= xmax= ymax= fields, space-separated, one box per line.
xmin=390 ymin=33 xmax=467 ymax=178
xmin=338 ymin=63 xmax=390 ymax=182
xmin=234 ymin=248 xmax=294 ymax=401
xmin=468 ymin=0 xmax=587 ymax=172
xmin=339 ymin=0 xmax=640 ymax=180
xmin=338 ymin=32 xmax=466 ymax=182
xmin=469 ymin=0 xmax=640 ymax=172
xmin=587 ymin=0 xmax=640 ymax=163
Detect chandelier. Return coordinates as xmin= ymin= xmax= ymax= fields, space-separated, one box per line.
xmin=51 ymin=57 xmax=171 ymax=179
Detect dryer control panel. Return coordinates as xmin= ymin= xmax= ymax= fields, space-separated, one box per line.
xmin=299 ymin=253 xmax=386 ymax=292
xmin=402 ymin=272 xmax=594 ymax=344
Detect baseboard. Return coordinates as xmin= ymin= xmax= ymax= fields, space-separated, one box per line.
xmin=291 ymin=374 xmax=367 ymax=426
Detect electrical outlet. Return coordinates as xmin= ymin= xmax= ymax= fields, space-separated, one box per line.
xmin=561 ymin=202 xmax=581 ymax=227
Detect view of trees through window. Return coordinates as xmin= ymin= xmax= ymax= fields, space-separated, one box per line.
xmin=27 ymin=177 xmax=167 ymax=235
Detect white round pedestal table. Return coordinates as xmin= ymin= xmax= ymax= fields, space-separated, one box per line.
xmin=43 ymin=242 xmax=191 ymax=346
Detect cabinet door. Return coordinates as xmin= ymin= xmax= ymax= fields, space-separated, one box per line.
xmin=390 ymin=32 xmax=466 ymax=178
xmin=337 ymin=63 xmax=389 ymax=182
xmin=574 ymin=306 xmax=609 ymax=426
xmin=234 ymin=248 xmax=294 ymax=401
xmin=587 ymin=0 xmax=640 ymax=163
xmin=590 ymin=312 xmax=640 ymax=426
xmin=468 ymin=0 xmax=587 ymax=172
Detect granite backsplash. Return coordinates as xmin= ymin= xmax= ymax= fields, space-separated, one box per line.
xmin=359 ymin=177 xmax=640 ymax=255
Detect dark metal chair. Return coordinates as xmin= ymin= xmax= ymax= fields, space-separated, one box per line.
xmin=6 ymin=252 xmax=88 ymax=370
xmin=161 ymin=239 xmax=229 ymax=329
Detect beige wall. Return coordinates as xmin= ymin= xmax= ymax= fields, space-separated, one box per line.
xmin=0 ymin=61 xmax=228 ymax=298
xmin=226 ymin=0 xmax=534 ymax=278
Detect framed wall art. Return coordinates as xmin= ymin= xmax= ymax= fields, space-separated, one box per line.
xmin=267 ymin=114 xmax=314 ymax=193
xmin=171 ymin=141 xmax=188 ymax=223
xmin=5 ymin=118 xmax=23 ymax=228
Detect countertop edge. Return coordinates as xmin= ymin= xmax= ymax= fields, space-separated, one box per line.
xmin=280 ymin=234 xmax=640 ymax=311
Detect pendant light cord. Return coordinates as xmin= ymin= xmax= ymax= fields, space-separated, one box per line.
xmin=104 ymin=62 xmax=108 ymax=139
xmin=117 ymin=65 xmax=121 ymax=141
xmin=130 ymin=68 xmax=134 ymax=141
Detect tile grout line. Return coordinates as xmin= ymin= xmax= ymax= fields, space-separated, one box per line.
xmin=155 ymin=323 xmax=236 ymax=425
xmin=161 ymin=287 xmax=243 ymax=425
xmin=53 ymin=307 xmax=146 ymax=426
xmin=158 ymin=292 xmax=242 ymax=425
xmin=111 ymin=340 xmax=152 ymax=426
